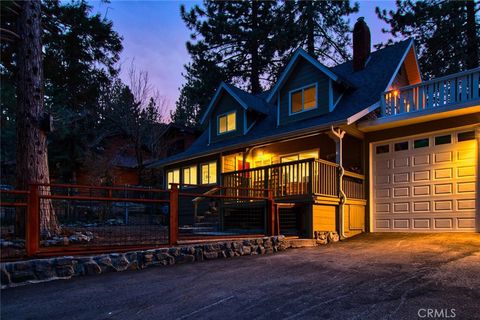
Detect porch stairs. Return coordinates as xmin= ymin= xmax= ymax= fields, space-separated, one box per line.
xmin=182 ymin=187 xmax=221 ymax=234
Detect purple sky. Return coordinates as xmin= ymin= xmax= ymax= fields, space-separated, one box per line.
xmin=90 ymin=1 xmax=398 ymax=115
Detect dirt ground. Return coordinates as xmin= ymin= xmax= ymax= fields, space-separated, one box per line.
xmin=2 ymin=233 xmax=480 ymax=320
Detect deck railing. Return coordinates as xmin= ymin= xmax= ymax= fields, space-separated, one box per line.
xmin=342 ymin=171 xmax=365 ymax=200
xmin=222 ymin=159 xmax=365 ymax=200
xmin=381 ymin=67 xmax=480 ymax=117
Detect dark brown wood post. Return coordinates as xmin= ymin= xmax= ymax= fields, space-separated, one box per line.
xmin=26 ymin=185 xmax=40 ymax=256
xmin=267 ymin=189 xmax=276 ymax=236
xmin=169 ymin=184 xmax=179 ymax=245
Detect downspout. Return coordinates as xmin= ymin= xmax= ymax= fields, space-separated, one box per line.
xmin=330 ymin=126 xmax=348 ymax=239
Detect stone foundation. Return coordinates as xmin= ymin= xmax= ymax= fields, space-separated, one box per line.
xmin=1 ymin=236 xmax=288 ymax=288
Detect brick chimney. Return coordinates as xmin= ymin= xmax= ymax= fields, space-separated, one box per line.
xmin=353 ymin=17 xmax=371 ymax=71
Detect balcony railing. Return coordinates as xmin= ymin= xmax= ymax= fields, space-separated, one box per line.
xmin=222 ymin=158 xmax=365 ymax=200
xmin=381 ymin=67 xmax=480 ymax=117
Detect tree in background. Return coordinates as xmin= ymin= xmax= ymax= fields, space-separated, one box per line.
xmin=105 ymin=65 xmax=167 ymax=182
xmin=376 ymin=0 xmax=479 ymax=78
xmin=172 ymin=0 xmax=292 ymax=127
xmin=1 ymin=0 xmax=124 ymax=182
xmin=171 ymin=52 xmax=227 ymax=127
xmin=290 ymin=1 xmax=358 ymax=65
xmin=172 ymin=0 xmax=358 ymax=127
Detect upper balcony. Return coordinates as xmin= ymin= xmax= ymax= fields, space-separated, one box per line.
xmin=381 ymin=67 xmax=480 ymax=118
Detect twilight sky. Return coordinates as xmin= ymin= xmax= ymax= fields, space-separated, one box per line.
xmin=90 ymin=1 xmax=399 ymax=115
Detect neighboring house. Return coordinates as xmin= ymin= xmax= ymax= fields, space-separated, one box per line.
xmin=76 ymin=124 xmax=198 ymax=187
xmin=148 ymin=18 xmax=479 ymax=237
xmin=77 ymin=133 xmax=152 ymax=186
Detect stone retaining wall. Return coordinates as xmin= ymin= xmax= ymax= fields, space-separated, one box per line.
xmin=1 ymin=236 xmax=288 ymax=288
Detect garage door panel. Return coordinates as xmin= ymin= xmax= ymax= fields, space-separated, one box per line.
xmin=413 ymin=170 xmax=430 ymax=181
xmin=413 ymin=154 xmax=430 ymax=166
xmin=457 ymin=166 xmax=475 ymax=178
xmin=434 ymin=151 xmax=452 ymax=163
xmin=413 ymin=201 xmax=430 ymax=212
xmin=373 ymin=128 xmax=477 ymax=232
xmin=457 ymin=199 xmax=475 ymax=210
xmin=412 ymin=185 xmax=431 ymax=196
xmin=457 ymin=218 xmax=475 ymax=229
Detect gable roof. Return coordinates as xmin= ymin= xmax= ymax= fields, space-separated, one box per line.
xmin=266 ymin=48 xmax=345 ymax=103
xmin=199 ymin=82 xmax=269 ymax=125
xmin=148 ymin=39 xmax=416 ymax=168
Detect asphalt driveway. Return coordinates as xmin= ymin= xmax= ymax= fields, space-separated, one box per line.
xmin=2 ymin=233 xmax=479 ymax=320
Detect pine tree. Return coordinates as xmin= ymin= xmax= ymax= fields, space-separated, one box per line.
xmin=172 ymin=0 xmax=293 ymax=127
xmin=376 ymin=0 xmax=480 ymax=78
xmin=1 ymin=0 xmax=123 ymax=182
xmin=291 ymin=1 xmax=359 ymax=65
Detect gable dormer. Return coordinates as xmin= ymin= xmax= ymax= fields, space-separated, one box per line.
xmin=267 ymin=49 xmax=347 ymax=126
xmin=388 ymin=40 xmax=422 ymax=90
xmin=200 ymin=82 xmax=267 ymax=145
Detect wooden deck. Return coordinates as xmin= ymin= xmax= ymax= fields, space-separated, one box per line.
xmin=222 ymin=158 xmax=365 ymax=201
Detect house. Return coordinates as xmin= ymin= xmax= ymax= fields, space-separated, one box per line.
xmin=148 ymin=18 xmax=479 ymax=238
xmin=76 ymin=133 xmax=152 ymax=186
xmin=76 ymin=124 xmax=199 ymax=187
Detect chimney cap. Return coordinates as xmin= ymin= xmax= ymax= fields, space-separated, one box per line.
xmin=357 ymin=17 xmax=365 ymax=22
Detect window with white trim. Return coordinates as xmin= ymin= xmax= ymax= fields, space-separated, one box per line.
xmin=290 ymin=85 xmax=317 ymax=114
xmin=218 ymin=111 xmax=236 ymax=134
xmin=201 ymin=162 xmax=217 ymax=184
xmin=166 ymin=169 xmax=180 ymax=189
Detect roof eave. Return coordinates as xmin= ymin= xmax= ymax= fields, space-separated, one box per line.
xmin=148 ymin=119 xmax=347 ymax=168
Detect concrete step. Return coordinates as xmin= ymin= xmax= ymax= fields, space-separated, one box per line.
xmin=286 ymin=239 xmax=318 ymax=248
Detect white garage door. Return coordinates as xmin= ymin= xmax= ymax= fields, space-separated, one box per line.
xmin=372 ymin=128 xmax=478 ymax=232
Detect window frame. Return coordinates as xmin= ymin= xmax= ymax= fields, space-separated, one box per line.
xmin=166 ymin=168 xmax=180 ymax=189
xmin=201 ymin=161 xmax=217 ymax=185
xmin=217 ymin=111 xmax=237 ymax=135
xmin=182 ymin=165 xmax=197 ymax=187
xmin=457 ymin=131 xmax=476 ymax=142
xmin=288 ymin=83 xmax=318 ymax=115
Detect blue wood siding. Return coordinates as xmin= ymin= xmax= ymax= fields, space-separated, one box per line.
xmin=278 ymin=57 xmax=331 ymax=125
xmin=210 ymin=92 xmax=245 ymax=144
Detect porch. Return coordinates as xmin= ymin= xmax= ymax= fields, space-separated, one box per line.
xmin=222 ymin=158 xmax=366 ymax=201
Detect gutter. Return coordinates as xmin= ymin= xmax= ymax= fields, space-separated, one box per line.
xmin=329 ymin=126 xmax=347 ymax=239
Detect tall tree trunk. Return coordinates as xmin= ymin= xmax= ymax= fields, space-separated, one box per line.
xmin=250 ymin=1 xmax=261 ymax=94
xmin=16 ymin=0 xmax=60 ymax=237
xmin=465 ymin=0 xmax=479 ymax=69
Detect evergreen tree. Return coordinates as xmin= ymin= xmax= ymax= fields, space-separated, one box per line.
xmin=172 ymin=0 xmax=293 ymax=127
xmin=376 ymin=0 xmax=480 ymax=78
xmin=291 ymin=1 xmax=358 ymax=65
xmin=173 ymin=0 xmax=358 ymax=127
xmin=1 ymin=0 xmax=123 ymax=182
xmin=171 ymin=52 xmax=227 ymax=127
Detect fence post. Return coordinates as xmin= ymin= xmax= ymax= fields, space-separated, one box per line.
xmin=267 ymin=189 xmax=276 ymax=236
xmin=169 ymin=183 xmax=179 ymax=246
xmin=26 ymin=185 xmax=39 ymax=256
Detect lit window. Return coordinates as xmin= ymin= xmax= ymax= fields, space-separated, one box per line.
xmin=435 ymin=135 xmax=451 ymax=145
xmin=218 ymin=111 xmax=236 ymax=134
xmin=290 ymin=85 xmax=317 ymax=114
xmin=414 ymin=138 xmax=429 ymax=149
xmin=166 ymin=169 xmax=180 ymax=189
xmin=183 ymin=165 xmax=197 ymax=185
xmin=201 ymin=162 xmax=217 ymax=184
xmin=458 ymin=131 xmax=475 ymax=142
